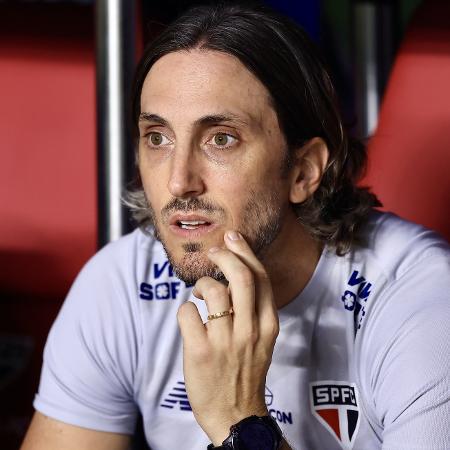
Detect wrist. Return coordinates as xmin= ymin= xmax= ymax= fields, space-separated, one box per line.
xmin=207 ymin=414 xmax=283 ymax=450
xmin=202 ymin=406 xmax=269 ymax=445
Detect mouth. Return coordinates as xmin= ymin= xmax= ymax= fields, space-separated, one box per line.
xmin=177 ymin=220 xmax=211 ymax=230
xmin=168 ymin=214 xmax=218 ymax=237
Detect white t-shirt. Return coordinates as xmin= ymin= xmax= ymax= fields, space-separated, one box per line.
xmin=34 ymin=211 xmax=450 ymax=449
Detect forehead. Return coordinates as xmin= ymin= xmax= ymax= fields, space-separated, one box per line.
xmin=140 ymin=49 xmax=275 ymax=126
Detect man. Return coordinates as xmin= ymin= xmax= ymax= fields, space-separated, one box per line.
xmin=21 ymin=3 xmax=450 ymax=450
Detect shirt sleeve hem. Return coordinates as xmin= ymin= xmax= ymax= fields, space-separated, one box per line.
xmin=33 ymin=397 xmax=137 ymax=435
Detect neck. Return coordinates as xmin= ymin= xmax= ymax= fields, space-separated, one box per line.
xmin=261 ymin=214 xmax=323 ymax=309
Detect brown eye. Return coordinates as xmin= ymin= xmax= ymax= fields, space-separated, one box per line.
xmin=146 ymin=132 xmax=171 ymax=147
xmin=150 ymin=132 xmax=163 ymax=145
xmin=214 ymin=133 xmax=228 ymax=146
xmin=211 ymin=133 xmax=238 ymax=148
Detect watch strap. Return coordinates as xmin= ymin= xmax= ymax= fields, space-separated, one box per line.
xmin=207 ymin=415 xmax=282 ymax=449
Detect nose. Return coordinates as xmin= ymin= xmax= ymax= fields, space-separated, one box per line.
xmin=167 ymin=148 xmax=205 ymax=199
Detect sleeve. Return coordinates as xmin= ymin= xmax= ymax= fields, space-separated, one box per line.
xmin=33 ymin=245 xmax=140 ymax=434
xmin=358 ymin=248 xmax=450 ymax=449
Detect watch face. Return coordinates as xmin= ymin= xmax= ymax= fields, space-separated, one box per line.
xmin=235 ymin=420 xmax=276 ymax=450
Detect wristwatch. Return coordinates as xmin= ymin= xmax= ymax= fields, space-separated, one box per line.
xmin=207 ymin=415 xmax=283 ymax=450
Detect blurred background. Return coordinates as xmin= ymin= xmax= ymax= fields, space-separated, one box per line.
xmin=1 ymin=0 xmax=449 ymax=448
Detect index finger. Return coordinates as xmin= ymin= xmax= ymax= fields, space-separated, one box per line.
xmin=209 ymin=231 xmax=276 ymax=320
xmin=223 ymin=230 xmax=276 ymax=319
xmin=206 ymin=245 xmax=256 ymax=330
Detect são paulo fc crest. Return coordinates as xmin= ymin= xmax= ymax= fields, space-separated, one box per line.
xmin=310 ymin=381 xmax=360 ymax=449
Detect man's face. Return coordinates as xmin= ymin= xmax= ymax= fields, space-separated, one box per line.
xmin=138 ymin=49 xmax=294 ymax=284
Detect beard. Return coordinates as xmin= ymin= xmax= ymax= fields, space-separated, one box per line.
xmin=145 ymin=190 xmax=283 ymax=285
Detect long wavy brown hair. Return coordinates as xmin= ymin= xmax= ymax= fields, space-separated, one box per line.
xmin=125 ymin=2 xmax=380 ymax=256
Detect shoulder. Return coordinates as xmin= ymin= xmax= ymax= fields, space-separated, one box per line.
xmin=332 ymin=211 xmax=449 ymax=333
xmin=354 ymin=213 xmax=450 ymax=441
xmin=355 ymin=211 xmax=450 ymax=338
xmin=57 ymin=227 xmax=172 ymax=339
xmin=358 ymin=210 xmax=449 ymax=283
xmin=53 ymin=227 xmax=169 ymax=351
xmin=81 ymin=227 xmax=164 ymax=277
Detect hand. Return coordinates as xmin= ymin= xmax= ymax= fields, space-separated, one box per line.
xmin=177 ymin=230 xmax=280 ymax=446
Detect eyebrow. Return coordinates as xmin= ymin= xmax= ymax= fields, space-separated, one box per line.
xmin=139 ymin=112 xmax=250 ymax=128
xmin=139 ymin=113 xmax=168 ymax=126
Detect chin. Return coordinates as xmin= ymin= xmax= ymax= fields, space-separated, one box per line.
xmin=179 ymin=254 xmax=225 ymax=285
xmin=161 ymin=239 xmax=225 ymax=285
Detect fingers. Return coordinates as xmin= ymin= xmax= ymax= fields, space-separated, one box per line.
xmin=186 ymin=230 xmax=278 ymax=344
xmin=177 ymin=301 xmax=207 ymax=346
xmin=224 ymin=231 xmax=274 ymax=314
xmin=206 ymin=231 xmax=277 ymax=333
xmin=194 ymin=276 xmax=233 ymax=334
xmin=208 ymin=245 xmax=256 ymax=331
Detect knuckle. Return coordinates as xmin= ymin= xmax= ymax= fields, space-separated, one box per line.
xmin=196 ymin=277 xmax=228 ymax=299
xmin=177 ymin=302 xmax=191 ymax=321
xmin=195 ymin=276 xmax=214 ymax=290
xmin=234 ymin=266 xmax=254 ymax=287
xmin=249 ymin=328 xmax=260 ymax=345
xmin=262 ymin=317 xmax=280 ymax=340
xmin=190 ymin=342 xmax=211 ymax=363
xmin=207 ymin=283 xmax=228 ymax=299
xmin=257 ymin=269 xmax=271 ymax=284
xmin=236 ymin=323 xmax=259 ymax=346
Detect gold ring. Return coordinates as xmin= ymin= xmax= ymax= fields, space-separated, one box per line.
xmin=207 ymin=309 xmax=233 ymax=321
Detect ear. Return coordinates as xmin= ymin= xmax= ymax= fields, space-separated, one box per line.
xmin=289 ymin=137 xmax=329 ymax=204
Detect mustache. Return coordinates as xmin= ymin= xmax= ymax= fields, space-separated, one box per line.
xmin=161 ymin=198 xmax=225 ymax=220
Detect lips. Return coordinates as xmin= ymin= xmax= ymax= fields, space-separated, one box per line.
xmin=169 ymin=214 xmax=217 ymax=237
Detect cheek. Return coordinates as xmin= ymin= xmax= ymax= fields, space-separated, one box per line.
xmin=218 ymin=174 xmax=246 ymax=196
xmin=214 ymin=171 xmax=278 ymax=217
xmin=139 ymin=156 xmax=168 ymax=201
xmin=140 ymin=173 xmax=166 ymax=214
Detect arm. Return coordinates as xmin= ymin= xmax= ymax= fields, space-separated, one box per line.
xmin=20 ymin=412 xmax=131 ymax=450
xmin=28 ymin=246 xmax=139 ymax=447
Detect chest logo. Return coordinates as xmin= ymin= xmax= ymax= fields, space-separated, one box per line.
xmin=140 ymin=260 xmax=190 ymax=301
xmin=310 ymin=381 xmax=360 ymax=450
xmin=160 ymin=380 xmax=192 ymax=411
xmin=265 ymin=385 xmax=294 ymax=425
xmin=341 ymin=269 xmax=373 ymax=330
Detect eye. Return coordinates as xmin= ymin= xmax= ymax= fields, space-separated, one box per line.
xmin=145 ymin=132 xmax=171 ymax=147
xmin=208 ymin=132 xmax=238 ymax=149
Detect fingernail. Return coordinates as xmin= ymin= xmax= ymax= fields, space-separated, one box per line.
xmin=227 ymin=230 xmax=242 ymax=241
xmin=209 ymin=246 xmax=220 ymax=253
